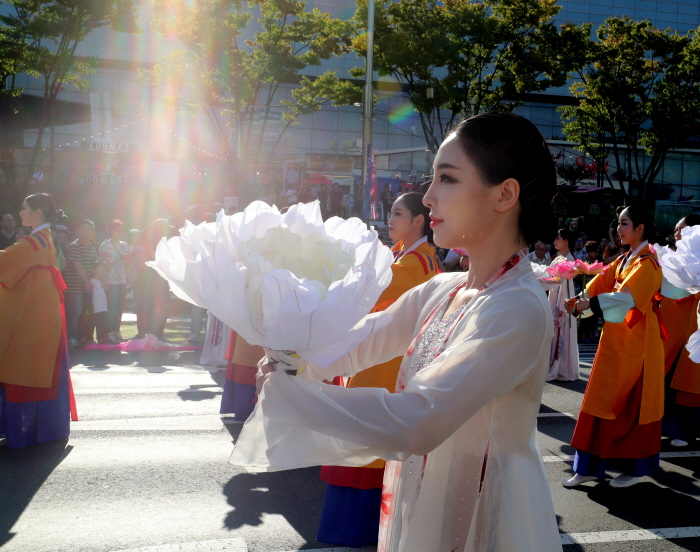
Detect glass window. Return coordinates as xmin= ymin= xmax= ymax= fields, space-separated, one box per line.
xmin=683 ymin=156 xmax=700 ymax=186
xmin=389 ymin=152 xmax=412 ymax=171
xmin=662 ymin=154 xmax=683 ymax=185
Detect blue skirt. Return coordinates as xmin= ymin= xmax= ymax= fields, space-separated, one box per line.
xmin=573 ymin=450 xmax=660 ymax=478
xmin=220 ymin=380 xmax=256 ymax=420
xmin=317 ymin=483 xmax=382 ymax=548
xmin=0 ymin=347 xmax=71 ymax=449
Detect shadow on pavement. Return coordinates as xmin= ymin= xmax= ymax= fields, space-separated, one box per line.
xmin=222 ymin=467 xmax=329 ymax=548
xmin=69 ymin=348 xmax=203 ymax=369
xmin=0 ymin=440 xmax=73 ymax=547
xmin=566 ymin=480 xmax=700 ymax=551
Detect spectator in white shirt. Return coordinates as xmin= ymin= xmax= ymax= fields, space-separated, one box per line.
xmin=528 ymin=241 xmax=552 ymax=265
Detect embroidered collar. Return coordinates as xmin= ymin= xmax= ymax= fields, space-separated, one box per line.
xmin=619 ymin=241 xmax=648 ymax=271
xmin=394 ymin=235 xmax=428 ymax=261
xmin=32 ymin=223 xmax=51 ymax=234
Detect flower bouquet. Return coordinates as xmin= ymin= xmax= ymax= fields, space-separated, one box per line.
xmin=147 ymin=200 xmax=395 ymax=370
xmin=543 ymin=259 xmax=607 ymax=325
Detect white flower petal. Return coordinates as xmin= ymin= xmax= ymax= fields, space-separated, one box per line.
xmin=152 ymin=200 xmax=394 ymax=366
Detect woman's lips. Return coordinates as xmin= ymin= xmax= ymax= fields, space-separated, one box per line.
xmin=429 ymin=216 xmax=443 ymax=228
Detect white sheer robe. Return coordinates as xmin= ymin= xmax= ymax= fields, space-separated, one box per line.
xmin=546 ymin=253 xmax=579 ymax=381
xmin=231 ymin=261 xmax=562 ymax=552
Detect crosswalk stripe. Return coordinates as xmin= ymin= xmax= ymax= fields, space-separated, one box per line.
xmin=71 ymin=365 xmax=225 ymax=373
xmin=111 ymin=537 xmax=247 ymax=551
xmin=560 ymin=526 xmax=700 ymax=545
xmin=543 ymin=451 xmax=700 ymax=463
xmin=73 ymin=387 xmax=223 ymax=395
xmin=71 ymin=414 xmax=226 ymax=431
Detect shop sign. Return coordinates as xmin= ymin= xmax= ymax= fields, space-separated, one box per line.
xmin=85 ymin=174 xmax=128 ymax=186
xmin=83 ymin=142 xmax=134 ymax=153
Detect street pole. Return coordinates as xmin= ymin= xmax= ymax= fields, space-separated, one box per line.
xmin=360 ymin=0 xmax=375 ymax=221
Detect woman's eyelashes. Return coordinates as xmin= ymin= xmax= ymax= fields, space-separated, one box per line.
xmin=438 ymin=173 xmax=457 ymax=184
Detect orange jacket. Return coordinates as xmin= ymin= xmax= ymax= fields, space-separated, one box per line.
xmin=660 ymin=294 xmax=700 ymax=395
xmin=0 ymin=228 xmax=62 ymax=388
xmin=581 ymin=245 xmax=664 ymax=424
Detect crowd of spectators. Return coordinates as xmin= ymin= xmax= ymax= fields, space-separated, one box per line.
xmin=0 ymin=212 xmax=176 ymax=348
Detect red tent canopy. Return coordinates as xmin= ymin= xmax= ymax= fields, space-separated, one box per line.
xmin=305 ymin=173 xmax=333 ymax=185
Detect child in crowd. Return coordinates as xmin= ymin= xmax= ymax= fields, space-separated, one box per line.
xmin=90 ymin=262 xmax=115 ymax=344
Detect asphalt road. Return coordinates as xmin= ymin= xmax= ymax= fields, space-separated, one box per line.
xmin=1 ymin=343 xmax=699 ymax=552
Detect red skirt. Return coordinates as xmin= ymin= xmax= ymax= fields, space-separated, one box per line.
xmin=572 ymin=370 xmax=661 ymax=459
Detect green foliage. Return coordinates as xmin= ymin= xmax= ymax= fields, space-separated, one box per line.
xmin=150 ymin=0 xmax=358 ymax=177
xmin=0 ymin=0 xmax=140 ymax=210
xmin=352 ymin=0 xmax=589 ymax=150
xmin=559 ymin=17 xmax=700 ymax=200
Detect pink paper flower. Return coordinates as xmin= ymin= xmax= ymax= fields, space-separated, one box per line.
xmin=452 ymin=248 xmax=468 ymax=256
xmin=573 ymin=259 xmax=606 ymax=276
xmin=545 ymin=260 xmax=579 ymax=281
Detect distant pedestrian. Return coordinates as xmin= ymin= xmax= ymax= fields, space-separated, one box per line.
xmin=64 ymin=220 xmax=98 ymax=348
xmin=89 ymin=262 xmax=114 ymax=344
xmin=329 ymin=182 xmax=344 ymax=218
xmin=381 ymin=183 xmax=393 ymax=225
xmin=0 ymin=214 xmax=16 ymax=250
xmin=318 ymin=184 xmax=329 ymax=219
xmin=528 ymin=241 xmax=552 ymax=266
xmin=99 ymin=220 xmax=130 ymax=342
xmin=135 ymin=219 xmax=172 ymax=340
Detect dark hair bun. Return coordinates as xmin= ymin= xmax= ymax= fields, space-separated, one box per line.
xmin=682 ymin=213 xmax=700 ymax=227
xmin=452 ymin=112 xmax=558 ymax=245
xmin=624 ymin=203 xmax=657 ymax=242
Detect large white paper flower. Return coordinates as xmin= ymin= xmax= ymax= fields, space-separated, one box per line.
xmin=147 ymin=201 xmax=394 ymax=367
xmin=657 ymin=226 xmax=700 ymax=294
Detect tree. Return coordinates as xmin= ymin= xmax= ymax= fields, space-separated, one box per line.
xmin=352 ymin=0 xmax=589 ymax=151
xmin=149 ymin=0 xmax=361 ymax=200
xmin=0 ymin=0 xmax=140 ymax=212
xmin=559 ymin=17 xmax=700 ymax=200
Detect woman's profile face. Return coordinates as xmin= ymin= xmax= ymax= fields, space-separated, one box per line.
xmin=617 ymin=208 xmax=643 ymax=246
xmin=553 ymin=233 xmax=565 ymax=252
xmin=423 ymin=134 xmax=493 ymax=250
xmin=387 ymin=199 xmax=420 ymax=244
xmin=674 ymin=219 xmax=687 ymax=242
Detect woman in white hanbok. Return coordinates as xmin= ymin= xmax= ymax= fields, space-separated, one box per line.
xmin=546 ymin=227 xmax=579 ymax=381
xmin=232 ymin=113 xmax=563 ymax=552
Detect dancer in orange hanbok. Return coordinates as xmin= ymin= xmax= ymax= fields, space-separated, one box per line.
xmin=0 ymin=194 xmax=77 ymax=448
xmin=660 ymin=213 xmax=700 ymax=447
xmin=317 ymin=192 xmax=440 ymax=548
xmin=565 ymin=204 xmax=664 ymax=488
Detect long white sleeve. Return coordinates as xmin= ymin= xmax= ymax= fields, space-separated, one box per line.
xmin=300 ymin=272 xmax=463 ymax=382
xmin=231 ymin=284 xmax=551 ymax=471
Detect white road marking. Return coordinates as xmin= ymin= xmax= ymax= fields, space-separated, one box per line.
xmin=560 ymin=526 xmax=700 ymax=545
xmin=537 ymin=412 xmax=575 ymax=418
xmin=543 ymin=451 xmax=700 ymax=463
xmin=271 ymin=548 xmax=376 ymax=552
xmin=71 ymin=365 xmax=225 ymax=373
xmin=110 ymin=537 xmax=247 ymax=551
xmin=73 ymin=387 xmax=223 ymax=395
xmin=71 ymin=414 xmax=226 ymax=432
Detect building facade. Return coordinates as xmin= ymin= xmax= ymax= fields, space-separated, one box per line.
xmin=2 ymin=0 xmax=700 ymax=223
